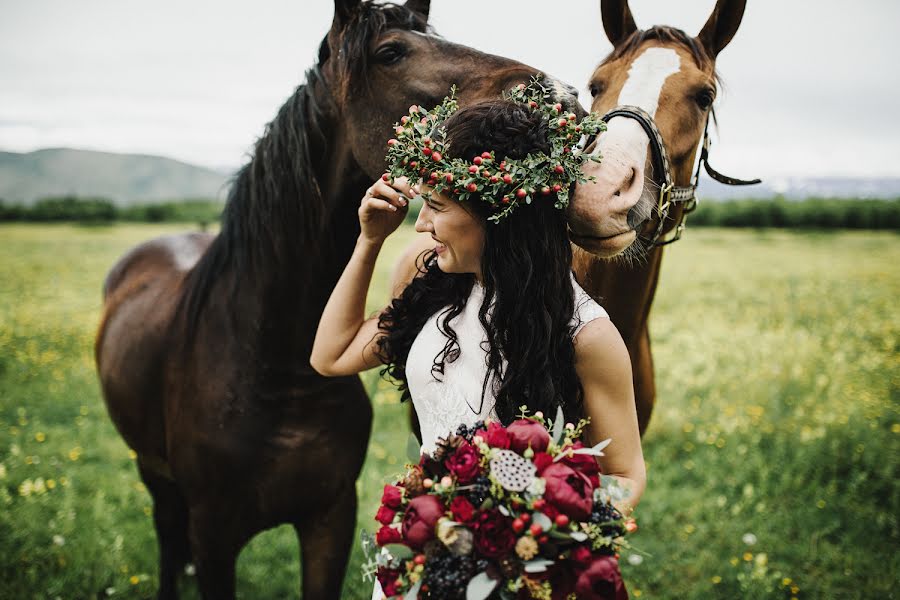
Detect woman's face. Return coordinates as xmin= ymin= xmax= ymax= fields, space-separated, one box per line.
xmin=413 ymin=186 xmax=486 ymax=277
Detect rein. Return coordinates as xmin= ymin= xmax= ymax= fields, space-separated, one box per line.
xmin=595 ymin=105 xmax=761 ymax=246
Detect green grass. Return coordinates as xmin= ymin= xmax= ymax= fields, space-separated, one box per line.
xmin=0 ymin=224 xmax=897 ymax=599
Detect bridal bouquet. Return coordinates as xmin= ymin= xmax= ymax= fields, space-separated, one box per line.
xmin=362 ymin=407 xmax=634 ymax=600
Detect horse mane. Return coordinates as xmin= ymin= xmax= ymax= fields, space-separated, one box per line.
xmin=176 ymin=2 xmax=429 ymax=345
xmin=602 ymin=25 xmax=716 ymax=73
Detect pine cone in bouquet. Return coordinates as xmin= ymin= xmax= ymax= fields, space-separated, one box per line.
xmin=365 ymin=407 xmax=634 ymax=600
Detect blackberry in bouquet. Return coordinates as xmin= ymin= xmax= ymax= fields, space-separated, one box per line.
xmin=362 ymin=407 xmax=636 ymax=600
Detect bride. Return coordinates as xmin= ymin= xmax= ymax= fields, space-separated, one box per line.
xmin=310 ymin=97 xmax=645 ymax=522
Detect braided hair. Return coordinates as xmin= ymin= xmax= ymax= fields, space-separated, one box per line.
xmin=376 ymin=100 xmax=582 ymax=425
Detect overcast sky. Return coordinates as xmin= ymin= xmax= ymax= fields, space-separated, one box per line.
xmin=2 ymin=0 xmax=899 ymax=178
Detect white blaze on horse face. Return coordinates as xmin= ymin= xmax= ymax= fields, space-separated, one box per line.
xmin=597 ymin=47 xmax=681 ymax=165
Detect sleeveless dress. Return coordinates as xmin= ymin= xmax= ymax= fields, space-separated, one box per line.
xmin=406 ymin=271 xmax=609 ymax=454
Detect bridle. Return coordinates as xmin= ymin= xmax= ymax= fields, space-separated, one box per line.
xmin=589 ymin=105 xmax=761 ymax=246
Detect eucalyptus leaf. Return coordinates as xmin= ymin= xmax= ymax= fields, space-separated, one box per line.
xmin=497 ymin=504 xmax=510 ymax=517
xmin=404 ymin=578 xmax=423 ymax=600
xmin=384 ymin=543 xmax=413 ymax=561
xmin=406 ymin=433 xmax=421 ymax=464
xmin=523 ymin=558 xmax=555 ymax=573
xmin=532 ymin=511 xmax=552 ymax=532
xmin=466 ymin=571 xmax=498 ymax=600
xmin=551 ymin=405 xmax=565 ymax=443
xmin=569 ymin=531 xmax=589 ymax=542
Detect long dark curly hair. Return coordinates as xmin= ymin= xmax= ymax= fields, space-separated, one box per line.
xmin=376 ymin=99 xmax=585 ymax=424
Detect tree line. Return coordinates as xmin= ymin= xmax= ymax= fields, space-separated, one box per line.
xmin=1 ymin=195 xmax=898 ymax=230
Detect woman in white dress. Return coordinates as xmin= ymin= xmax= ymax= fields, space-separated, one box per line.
xmin=310 ymin=100 xmax=645 ymax=515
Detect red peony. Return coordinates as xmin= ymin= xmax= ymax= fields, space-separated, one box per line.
xmin=449 ymin=495 xmax=476 ymax=523
xmin=543 ymin=463 xmax=594 ymax=521
xmin=574 ymin=555 xmax=628 ymax=600
xmin=472 ymin=508 xmax=516 ymax=558
xmin=532 ymin=451 xmax=554 ymax=474
xmin=381 ymin=484 xmax=403 ymax=509
xmin=506 ymin=419 xmax=551 ymax=454
xmin=375 ymin=505 xmax=396 ymax=526
xmin=402 ymin=495 xmax=445 ymax=549
xmin=560 ymin=442 xmax=602 ymax=487
xmin=376 ymin=525 xmax=403 ymax=546
xmin=444 ymin=440 xmax=481 ymax=483
xmin=484 ymin=421 xmax=511 ymax=449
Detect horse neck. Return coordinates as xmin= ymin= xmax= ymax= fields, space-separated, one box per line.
xmin=197 ymin=75 xmax=369 ymax=355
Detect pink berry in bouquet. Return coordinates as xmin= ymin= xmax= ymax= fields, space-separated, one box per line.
xmin=401 ymin=495 xmax=445 ymax=549
xmin=542 ymin=462 xmax=594 ymax=521
xmin=505 ymin=419 xmax=551 ymax=453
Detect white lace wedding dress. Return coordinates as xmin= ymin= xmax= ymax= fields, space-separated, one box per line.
xmin=371 ymin=271 xmax=608 ymax=599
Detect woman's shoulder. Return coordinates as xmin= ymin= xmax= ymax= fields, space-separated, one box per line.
xmin=572 ymin=316 xmax=631 ymax=377
xmin=569 ymin=272 xmax=609 ymax=338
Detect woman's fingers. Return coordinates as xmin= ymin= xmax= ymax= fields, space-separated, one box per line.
xmin=361 ymin=196 xmax=401 ymax=214
xmin=370 ymin=180 xmax=409 ymax=208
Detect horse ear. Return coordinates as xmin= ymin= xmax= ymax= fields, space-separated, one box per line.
xmin=697 ymin=0 xmax=747 ymax=57
xmin=600 ymin=0 xmax=638 ymax=47
xmin=404 ymin=0 xmax=431 ymax=21
xmin=333 ymin=0 xmax=361 ymax=29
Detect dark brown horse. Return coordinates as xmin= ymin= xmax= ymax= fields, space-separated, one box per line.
xmin=568 ymin=0 xmax=753 ymax=433
xmin=95 ymin=1 xmax=579 ymax=598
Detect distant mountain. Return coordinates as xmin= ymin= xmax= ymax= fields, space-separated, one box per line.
xmin=0 ymin=148 xmax=234 ymax=206
xmin=698 ymin=174 xmax=900 ymax=200
xmin=2 ymin=147 xmax=898 ymax=206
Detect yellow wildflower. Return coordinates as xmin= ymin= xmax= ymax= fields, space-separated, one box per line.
xmin=515 ymin=536 xmax=538 ymax=560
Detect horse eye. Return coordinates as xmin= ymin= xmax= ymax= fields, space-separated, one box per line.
xmin=695 ymin=89 xmax=715 ymax=110
xmin=589 ymin=82 xmax=605 ymax=97
xmin=374 ymin=43 xmax=406 ymax=65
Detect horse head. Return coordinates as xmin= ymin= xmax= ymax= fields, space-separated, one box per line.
xmin=321 ymin=0 xmax=581 ymax=181
xmin=568 ymin=0 xmax=748 ymax=260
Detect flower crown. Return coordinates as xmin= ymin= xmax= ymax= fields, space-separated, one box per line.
xmin=384 ymin=78 xmax=606 ymax=223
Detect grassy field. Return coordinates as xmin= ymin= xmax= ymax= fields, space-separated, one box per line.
xmin=0 ymin=223 xmax=897 ymax=599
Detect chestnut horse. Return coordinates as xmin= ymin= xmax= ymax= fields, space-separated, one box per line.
xmin=568 ymin=0 xmax=758 ymax=433
xmin=95 ymin=1 xmax=580 ymax=598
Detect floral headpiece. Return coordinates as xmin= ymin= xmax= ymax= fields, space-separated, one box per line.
xmin=384 ymin=78 xmax=606 ymax=223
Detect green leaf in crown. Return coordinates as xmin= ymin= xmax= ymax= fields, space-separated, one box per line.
xmin=384 ymin=76 xmax=606 ymax=223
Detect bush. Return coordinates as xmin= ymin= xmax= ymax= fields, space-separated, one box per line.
xmin=689 ymin=197 xmax=900 ymax=230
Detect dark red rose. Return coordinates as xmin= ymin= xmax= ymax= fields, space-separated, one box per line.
xmin=402 ymin=495 xmax=445 ymax=549
xmin=506 ymin=419 xmax=551 ymax=454
xmin=570 ymin=545 xmax=593 ymax=568
xmin=574 ymin=555 xmax=628 ymax=600
xmin=449 ymin=495 xmax=476 ymax=523
xmin=375 ymin=505 xmax=396 ymax=525
xmin=377 ymin=566 xmax=403 ymax=597
xmin=484 ymin=421 xmax=511 ymax=449
xmin=533 ymin=451 xmax=554 ymax=474
xmin=472 ymin=508 xmax=516 ymax=558
xmin=543 ymin=463 xmax=594 ymax=521
xmin=375 ymin=525 xmax=403 ymax=546
xmin=444 ymin=440 xmax=481 ymax=483
xmin=381 ymin=484 xmax=403 ymax=509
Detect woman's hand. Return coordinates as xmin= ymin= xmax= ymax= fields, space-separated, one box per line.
xmin=359 ymin=175 xmax=414 ymax=243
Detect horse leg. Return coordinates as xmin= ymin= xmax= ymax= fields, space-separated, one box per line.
xmin=633 ymin=327 xmax=657 ymax=436
xmin=187 ymin=505 xmax=243 ymax=600
xmin=295 ymin=483 xmax=358 ymax=599
xmin=138 ymin=462 xmax=192 ymax=600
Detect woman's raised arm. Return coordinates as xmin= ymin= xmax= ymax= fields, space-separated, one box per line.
xmin=309 ymin=177 xmax=413 ymax=377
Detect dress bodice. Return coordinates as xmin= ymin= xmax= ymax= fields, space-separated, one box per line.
xmin=406 ymin=271 xmax=609 ymax=454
